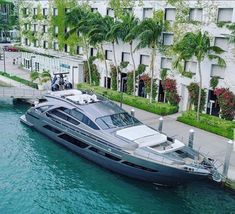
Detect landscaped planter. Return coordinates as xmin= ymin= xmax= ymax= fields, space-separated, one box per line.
xmin=77 ymin=83 xmax=179 ymax=116
xmin=177 ymin=111 xmax=235 ymax=139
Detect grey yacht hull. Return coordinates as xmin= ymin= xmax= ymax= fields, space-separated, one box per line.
xmin=21 ymin=112 xmax=209 ymax=186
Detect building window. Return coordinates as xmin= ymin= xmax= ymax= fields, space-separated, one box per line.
xmin=214 ymin=37 xmax=229 ymax=51
xmin=24 ymin=59 xmax=30 ymax=69
xmin=24 ymin=23 xmax=29 ymax=31
xmin=77 ymin=46 xmax=83 ymax=55
xmin=163 ymin=33 xmax=174 ymax=46
xmin=65 ymin=8 xmax=70 ymax=14
xmin=189 ymin=8 xmax=203 ymax=22
xmin=217 ymin=8 xmax=233 ymax=23
xmin=104 ymin=77 xmax=111 ymax=89
xmin=143 ymin=8 xmax=153 ymax=19
xmin=64 ymin=27 xmax=70 ymax=34
xmin=43 ymin=41 xmax=48 ymax=49
xmin=54 ymin=42 xmax=59 ymax=50
xmin=165 ymin=8 xmax=176 ymax=22
xmin=33 ymin=8 xmax=38 ymax=16
xmin=140 ymin=54 xmax=150 ymax=66
xmin=161 ymin=57 xmax=172 ymax=70
xmin=34 ymin=40 xmax=39 ymax=47
xmin=122 ymin=52 xmax=130 ymax=62
xmin=184 ymin=61 xmax=197 ymax=74
xmin=53 ymin=8 xmax=58 ymax=16
xmin=64 ymin=44 xmax=70 ymax=53
xmin=107 ymin=8 xmax=114 ymax=17
xmin=43 ymin=25 xmax=48 ymax=33
xmin=33 ymin=24 xmax=38 ymax=32
xmin=43 ymin=8 xmax=48 ymax=16
xmin=35 ymin=62 xmax=40 ymax=71
xmin=25 ymin=38 xmax=29 ymax=46
xmin=211 ymin=64 xmax=225 ymax=79
xmin=23 ymin=8 xmax=29 ymax=16
xmin=90 ymin=48 xmax=97 ymax=56
xmin=105 ymin=50 xmax=112 ymax=60
xmin=91 ymin=8 xmax=98 ymax=12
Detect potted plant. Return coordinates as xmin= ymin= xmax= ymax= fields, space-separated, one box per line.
xmin=30 ymin=70 xmax=51 ymax=90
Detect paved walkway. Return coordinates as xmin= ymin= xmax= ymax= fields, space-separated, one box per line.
xmin=0 ymin=50 xmax=235 ymax=181
xmin=0 ymin=48 xmax=30 ymax=81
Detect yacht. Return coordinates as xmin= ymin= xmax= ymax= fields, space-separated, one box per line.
xmin=20 ymin=89 xmax=222 ymax=185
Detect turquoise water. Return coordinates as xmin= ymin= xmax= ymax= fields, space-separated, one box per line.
xmin=0 ymin=99 xmax=235 ymax=214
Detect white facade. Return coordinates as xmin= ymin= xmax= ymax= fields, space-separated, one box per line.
xmin=19 ymin=0 xmax=235 ymax=113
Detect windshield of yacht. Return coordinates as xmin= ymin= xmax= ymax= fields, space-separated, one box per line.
xmin=96 ymin=112 xmax=142 ymax=130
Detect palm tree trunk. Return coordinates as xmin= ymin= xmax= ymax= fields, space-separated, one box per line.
xmin=86 ymin=52 xmax=92 ymax=85
xmin=130 ymin=41 xmax=136 ymax=96
xmin=101 ymin=44 xmax=109 ymax=89
xmin=83 ymin=38 xmax=92 ymax=85
xmin=196 ymin=61 xmax=202 ymax=121
xmin=150 ymin=46 xmax=156 ymax=103
xmin=112 ymin=41 xmax=119 ymax=91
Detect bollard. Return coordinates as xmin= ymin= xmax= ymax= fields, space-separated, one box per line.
xmin=188 ymin=129 xmax=194 ymax=149
xmin=131 ymin=109 xmax=135 ymax=117
xmin=223 ymin=140 xmax=234 ymax=178
xmin=158 ymin=117 xmax=163 ymax=133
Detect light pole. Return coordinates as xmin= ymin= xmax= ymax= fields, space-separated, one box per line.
xmin=3 ymin=47 xmax=6 ymax=73
xmin=120 ymin=76 xmax=127 ymax=108
xmin=72 ymin=66 xmax=78 ymax=88
xmin=30 ymin=55 xmax=36 ymax=72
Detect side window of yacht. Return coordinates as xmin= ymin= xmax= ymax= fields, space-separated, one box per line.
xmin=82 ymin=115 xmax=99 ymax=130
xmin=51 ymin=109 xmax=67 ymax=120
xmin=70 ymin=109 xmax=84 ymax=121
xmin=70 ymin=109 xmax=99 ymax=130
xmin=50 ymin=108 xmax=79 ymax=125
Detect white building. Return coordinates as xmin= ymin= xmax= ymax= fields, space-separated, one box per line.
xmin=19 ymin=0 xmax=235 ymax=115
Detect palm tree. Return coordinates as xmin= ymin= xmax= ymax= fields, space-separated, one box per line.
xmin=106 ymin=18 xmax=122 ymax=91
xmin=88 ymin=14 xmax=115 ymax=89
xmin=173 ymin=31 xmax=226 ymax=121
xmin=30 ymin=70 xmax=51 ymax=85
xmin=227 ymin=24 xmax=235 ymax=43
xmin=66 ymin=6 xmax=93 ymax=85
xmin=136 ymin=16 xmax=167 ymax=103
xmin=119 ymin=13 xmax=139 ymax=95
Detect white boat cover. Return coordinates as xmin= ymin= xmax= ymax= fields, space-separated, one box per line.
xmin=49 ymin=89 xmax=82 ymax=97
xmin=116 ymin=125 xmax=167 ymax=147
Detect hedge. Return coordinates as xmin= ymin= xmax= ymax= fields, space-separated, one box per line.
xmin=177 ymin=111 xmax=235 ymax=139
xmin=77 ymin=83 xmax=178 ymax=116
xmin=0 ymin=71 xmax=38 ymax=89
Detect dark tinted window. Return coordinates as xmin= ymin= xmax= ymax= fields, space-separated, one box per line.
xmin=58 ymin=134 xmax=88 ymax=148
xmin=68 ymin=109 xmax=99 ymax=130
xmin=43 ymin=125 xmax=61 ymax=134
xmin=89 ymin=147 xmax=121 ymax=161
xmin=50 ymin=108 xmax=79 ymax=126
xmin=122 ymin=161 xmax=158 ymax=172
xmin=96 ymin=113 xmax=141 ymax=130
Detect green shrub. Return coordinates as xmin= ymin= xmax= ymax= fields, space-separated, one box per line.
xmin=77 ymin=83 xmax=178 ymax=116
xmin=126 ymin=72 xmax=133 ymax=95
xmin=177 ymin=111 xmax=235 ymax=139
xmin=0 ymin=71 xmax=38 ymax=89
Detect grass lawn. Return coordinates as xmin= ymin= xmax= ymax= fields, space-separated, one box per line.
xmin=0 ymin=71 xmax=38 ymax=89
xmin=177 ymin=111 xmax=235 ymax=139
xmin=77 ymin=83 xmax=178 ymax=116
